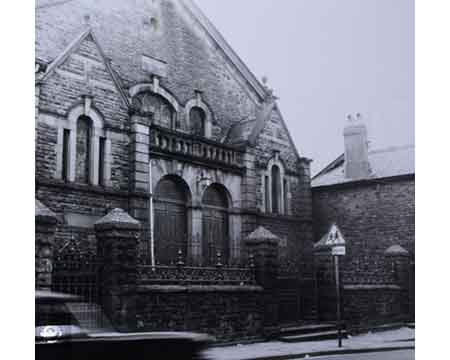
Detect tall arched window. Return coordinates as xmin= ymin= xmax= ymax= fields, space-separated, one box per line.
xmin=202 ymin=184 xmax=229 ymax=266
xmin=271 ymin=165 xmax=281 ymax=213
xmin=262 ymin=155 xmax=289 ymax=215
xmin=75 ymin=115 xmax=92 ymax=183
xmin=154 ymin=176 xmax=189 ymax=265
xmin=190 ymin=107 xmax=205 ymax=136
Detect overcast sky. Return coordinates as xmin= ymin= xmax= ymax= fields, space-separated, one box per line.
xmin=196 ymin=0 xmax=414 ymax=174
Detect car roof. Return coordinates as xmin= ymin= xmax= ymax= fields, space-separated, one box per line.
xmin=35 ymin=290 xmax=81 ymax=302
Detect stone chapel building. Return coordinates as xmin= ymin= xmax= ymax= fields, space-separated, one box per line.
xmin=35 ymin=0 xmax=314 ymax=324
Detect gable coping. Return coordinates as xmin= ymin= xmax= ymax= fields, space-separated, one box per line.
xmin=181 ymin=0 xmax=268 ymax=102
xmin=37 ymin=27 xmax=130 ymax=108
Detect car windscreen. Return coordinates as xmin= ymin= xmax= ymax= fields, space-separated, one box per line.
xmin=36 ymin=302 xmax=80 ymax=327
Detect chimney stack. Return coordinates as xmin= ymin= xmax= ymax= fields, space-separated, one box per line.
xmin=343 ymin=113 xmax=370 ymax=179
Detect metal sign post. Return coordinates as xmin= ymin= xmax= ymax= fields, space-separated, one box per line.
xmin=314 ymin=224 xmax=346 ymax=349
xmin=334 ymin=254 xmax=342 ymax=348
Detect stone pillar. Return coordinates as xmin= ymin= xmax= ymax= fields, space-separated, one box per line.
xmin=129 ymin=109 xmax=151 ymax=254
xmin=245 ymin=226 xmax=280 ymax=338
xmin=241 ymin=149 xmax=258 ymax=254
xmin=35 ymin=200 xmax=58 ymax=290
xmin=130 ymin=110 xmax=151 ymax=193
xmin=385 ymin=245 xmax=411 ymax=320
xmin=95 ymin=208 xmax=141 ymax=332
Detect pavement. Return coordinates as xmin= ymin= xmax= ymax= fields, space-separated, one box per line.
xmin=203 ymin=327 xmax=415 ymax=360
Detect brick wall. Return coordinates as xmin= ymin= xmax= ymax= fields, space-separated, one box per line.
xmin=312 ymin=176 xmax=415 ymax=327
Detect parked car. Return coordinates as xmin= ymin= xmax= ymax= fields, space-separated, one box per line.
xmin=36 ymin=290 xmax=213 ymax=360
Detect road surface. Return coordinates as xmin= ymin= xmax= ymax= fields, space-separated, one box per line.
xmin=297 ymin=349 xmax=414 ymax=360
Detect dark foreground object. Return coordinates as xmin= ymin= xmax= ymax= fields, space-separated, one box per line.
xmin=35 ymin=291 xmax=212 ymax=360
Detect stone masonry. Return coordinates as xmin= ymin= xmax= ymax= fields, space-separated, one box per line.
xmin=35 ymin=0 xmax=315 ymax=339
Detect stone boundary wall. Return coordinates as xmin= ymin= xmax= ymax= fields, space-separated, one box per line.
xmin=135 ymin=285 xmax=264 ymax=342
xmin=343 ymin=286 xmax=410 ymax=332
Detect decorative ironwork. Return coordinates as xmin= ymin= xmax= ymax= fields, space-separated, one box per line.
xmin=248 ymin=253 xmax=255 ymax=270
xmin=51 ymin=241 xmax=103 ymax=329
xmin=138 ymin=264 xmax=256 ymax=286
xmin=215 ymin=250 xmax=223 ymax=268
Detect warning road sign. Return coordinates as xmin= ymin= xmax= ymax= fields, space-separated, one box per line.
xmin=314 ymin=224 xmax=346 ymax=254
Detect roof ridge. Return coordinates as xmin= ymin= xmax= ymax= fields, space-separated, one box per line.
xmin=369 ymin=144 xmax=415 ymax=155
xmin=181 ymin=0 xmax=268 ymax=101
xmin=36 ymin=0 xmax=76 ymax=10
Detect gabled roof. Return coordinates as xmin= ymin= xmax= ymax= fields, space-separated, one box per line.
xmin=36 ymin=27 xmax=130 ymax=107
xmin=181 ymin=0 xmax=267 ymax=101
xmin=225 ymin=98 xmax=302 ymax=159
xmin=312 ymin=144 xmax=415 ymax=187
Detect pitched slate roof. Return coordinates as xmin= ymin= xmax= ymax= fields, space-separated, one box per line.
xmin=312 ymin=144 xmax=415 ymax=187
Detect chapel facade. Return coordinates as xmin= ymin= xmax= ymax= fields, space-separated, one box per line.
xmin=35 ymin=0 xmax=314 ymax=323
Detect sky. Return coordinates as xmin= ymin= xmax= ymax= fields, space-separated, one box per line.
xmin=195 ymin=0 xmax=414 ymax=174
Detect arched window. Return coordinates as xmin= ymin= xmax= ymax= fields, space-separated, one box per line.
xmin=190 ymin=107 xmax=205 ymax=136
xmin=75 ymin=115 xmax=92 ymax=183
xmin=58 ymin=103 xmax=110 ymax=186
xmin=140 ymin=93 xmax=175 ymax=129
xmin=202 ymin=184 xmax=229 ymax=266
xmin=271 ymin=165 xmax=281 ymax=214
xmin=263 ymin=155 xmax=289 ymax=215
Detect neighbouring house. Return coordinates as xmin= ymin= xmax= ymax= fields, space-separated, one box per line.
xmin=312 ymin=115 xmax=414 ymax=330
xmin=35 ymin=0 xmax=315 ymax=340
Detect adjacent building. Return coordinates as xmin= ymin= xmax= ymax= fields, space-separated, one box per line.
xmin=312 ymin=115 xmax=414 ymax=329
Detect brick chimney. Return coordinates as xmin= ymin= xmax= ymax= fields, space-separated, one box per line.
xmin=343 ymin=113 xmax=370 ymax=179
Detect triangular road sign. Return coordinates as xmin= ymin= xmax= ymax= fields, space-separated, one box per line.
xmin=314 ymin=224 xmax=346 ymax=252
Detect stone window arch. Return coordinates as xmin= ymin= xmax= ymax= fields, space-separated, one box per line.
xmin=129 ymin=81 xmax=182 ymax=130
xmin=262 ymin=154 xmax=289 ymax=215
xmin=189 ymin=107 xmax=206 ymax=136
xmin=56 ymin=99 xmax=111 ymax=186
xmin=185 ymin=92 xmax=213 ymax=138
xmin=138 ymin=92 xmax=176 ymax=129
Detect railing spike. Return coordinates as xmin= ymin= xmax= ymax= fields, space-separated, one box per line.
xmin=176 ymin=249 xmax=185 ymax=267
xmin=249 ymin=252 xmax=255 ymax=269
xmin=216 ymin=250 xmax=223 ymax=269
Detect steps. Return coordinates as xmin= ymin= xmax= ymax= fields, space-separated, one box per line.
xmin=278 ymin=323 xmax=347 ymax=343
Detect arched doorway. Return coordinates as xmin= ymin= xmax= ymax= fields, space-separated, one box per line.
xmin=154 ymin=175 xmax=189 ymax=264
xmin=202 ymin=184 xmax=229 ymax=266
